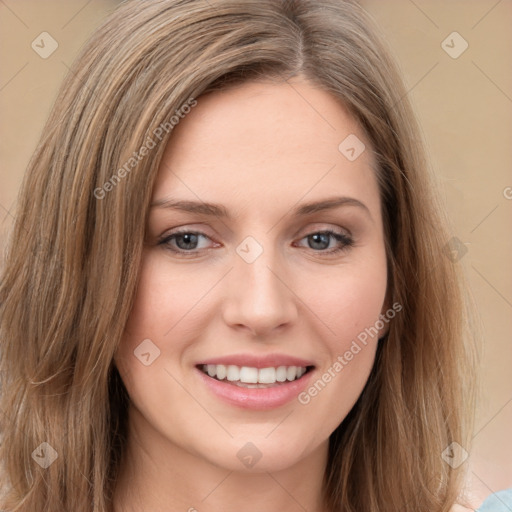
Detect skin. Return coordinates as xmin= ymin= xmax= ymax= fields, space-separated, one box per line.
xmin=113 ymin=75 xmax=390 ymax=512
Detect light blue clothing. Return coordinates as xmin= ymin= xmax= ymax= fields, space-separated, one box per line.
xmin=477 ymin=488 xmax=512 ymax=512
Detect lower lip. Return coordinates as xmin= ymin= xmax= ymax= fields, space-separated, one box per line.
xmin=195 ymin=367 xmax=314 ymax=410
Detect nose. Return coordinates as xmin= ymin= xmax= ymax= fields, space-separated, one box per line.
xmin=221 ymin=243 xmax=299 ymax=337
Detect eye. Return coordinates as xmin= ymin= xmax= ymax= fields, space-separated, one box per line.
xmin=295 ymin=230 xmax=354 ymax=255
xmin=158 ymin=228 xmax=354 ymax=257
xmin=158 ymin=229 xmax=215 ymax=256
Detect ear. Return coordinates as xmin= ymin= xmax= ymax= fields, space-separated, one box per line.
xmin=377 ymin=309 xmax=390 ymax=340
xmin=377 ymin=297 xmax=402 ymax=340
xmin=378 ymin=283 xmax=392 ymax=340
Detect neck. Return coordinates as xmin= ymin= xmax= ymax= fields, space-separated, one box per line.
xmin=113 ymin=405 xmax=328 ymax=512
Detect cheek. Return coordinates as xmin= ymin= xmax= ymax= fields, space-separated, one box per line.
xmin=293 ymin=253 xmax=387 ymax=416
xmin=121 ymin=253 xmax=210 ymax=345
xmin=339 ymin=265 xmax=387 ymax=337
xmin=113 ymin=253 xmax=208 ymax=418
xmin=114 ymin=252 xmax=205 ymax=386
xmin=299 ymin=253 xmax=388 ymax=346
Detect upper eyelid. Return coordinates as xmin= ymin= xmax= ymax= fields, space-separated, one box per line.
xmin=162 ymin=223 xmax=351 ymax=239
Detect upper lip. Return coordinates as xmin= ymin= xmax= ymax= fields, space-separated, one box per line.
xmin=196 ymin=353 xmax=315 ymax=369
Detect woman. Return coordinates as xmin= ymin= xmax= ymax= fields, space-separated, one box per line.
xmin=0 ymin=0 xmax=498 ymax=510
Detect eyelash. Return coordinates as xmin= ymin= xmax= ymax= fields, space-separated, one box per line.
xmin=157 ymin=228 xmax=354 ymax=258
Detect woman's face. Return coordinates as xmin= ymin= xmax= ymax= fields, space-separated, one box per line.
xmin=114 ymin=77 xmax=388 ymax=473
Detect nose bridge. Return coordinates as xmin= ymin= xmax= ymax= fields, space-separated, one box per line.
xmin=222 ymin=236 xmax=297 ymax=334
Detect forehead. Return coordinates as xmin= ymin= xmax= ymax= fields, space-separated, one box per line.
xmin=152 ymin=78 xmax=379 ymax=220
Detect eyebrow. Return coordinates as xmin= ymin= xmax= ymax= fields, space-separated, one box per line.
xmin=150 ymin=196 xmax=371 ymax=219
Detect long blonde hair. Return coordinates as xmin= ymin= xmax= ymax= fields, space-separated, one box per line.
xmin=0 ymin=1 xmax=478 ymax=510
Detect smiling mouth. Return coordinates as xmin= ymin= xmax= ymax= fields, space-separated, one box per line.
xmin=197 ymin=364 xmax=315 ymax=388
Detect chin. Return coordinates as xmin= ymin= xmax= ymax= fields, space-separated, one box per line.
xmin=189 ymin=429 xmax=325 ymax=474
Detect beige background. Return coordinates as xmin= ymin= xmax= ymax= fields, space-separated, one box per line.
xmin=1 ymin=0 xmax=511 ymax=504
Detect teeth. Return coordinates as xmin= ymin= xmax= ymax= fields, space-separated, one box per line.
xmin=258 ymin=367 xmax=276 ymax=384
xmin=200 ymin=364 xmax=309 ymax=384
xmin=276 ymin=366 xmax=287 ymax=382
xmin=226 ymin=365 xmax=239 ymax=381
xmin=216 ymin=364 xmax=227 ymax=380
xmin=239 ymin=366 xmax=258 ymax=383
xmin=286 ymin=366 xmax=297 ymax=381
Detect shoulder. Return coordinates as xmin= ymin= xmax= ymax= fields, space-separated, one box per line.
xmin=476 ymin=488 xmax=512 ymax=512
xmin=453 ymin=488 xmax=512 ymax=512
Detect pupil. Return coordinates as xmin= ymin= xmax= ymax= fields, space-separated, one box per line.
xmin=310 ymin=233 xmax=329 ymax=250
xmin=178 ymin=233 xmax=197 ymax=249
